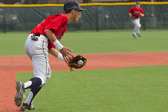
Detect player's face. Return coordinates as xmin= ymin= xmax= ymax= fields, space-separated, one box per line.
xmin=136 ymin=4 xmax=140 ymax=9
xmin=74 ymin=10 xmax=81 ymax=22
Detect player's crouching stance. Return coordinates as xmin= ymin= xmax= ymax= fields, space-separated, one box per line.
xmin=14 ymin=1 xmax=85 ymax=111
xmin=128 ymin=1 xmax=144 ymax=38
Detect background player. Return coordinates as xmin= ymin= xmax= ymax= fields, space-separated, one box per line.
xmin=14 ymin=1 xmax=85 ymax=111
xmin=128 ymin=1 xmax=144 ymax=38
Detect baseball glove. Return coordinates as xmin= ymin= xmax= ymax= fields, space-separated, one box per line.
xmin=130 ymin=16 xmax=136 ymax=20
xmin=68 ymin=55 xmax=87 ymax=70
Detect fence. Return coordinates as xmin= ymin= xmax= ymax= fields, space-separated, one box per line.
xmin=0 ymin=2 xmax=168 ymax=32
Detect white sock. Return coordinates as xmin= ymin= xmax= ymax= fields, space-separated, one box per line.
xmin=24 ymin=81 xmax=32 ymax=89
xmin=24 ymin=91 xmax=33 ymax=105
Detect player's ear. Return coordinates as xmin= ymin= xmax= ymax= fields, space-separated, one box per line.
xmin=71 ymin=9 xmax=75 ymax=15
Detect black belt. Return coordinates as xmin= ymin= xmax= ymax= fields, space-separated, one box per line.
xmin=34 ymin=33 xmax=40 ymax=36
xmin=31 ymin=33 xmax=40 ymax=41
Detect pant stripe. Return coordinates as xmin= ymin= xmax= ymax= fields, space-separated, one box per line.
xmin=42 ymin=40 xmax=48 ymax=78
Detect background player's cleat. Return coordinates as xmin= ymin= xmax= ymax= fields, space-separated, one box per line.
xmin=137 ymin=33 xmax=141 ymax=37
xmin=20 ymin=103 xmax=37 ymax=111
xmin=133 ymin=34 xmax=136 ymax=38
xmin=14 ymin=81 xmax=25 ymax=107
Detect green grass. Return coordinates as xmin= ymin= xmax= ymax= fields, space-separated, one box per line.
xmin=0 ymin=30 xmax=168 ymax=55
xmin=0 ymin=31 xmax=28 ymax=56
xmin=16 ymin=65 xmax=168 ymax=112
xmin=63 ymin=30 xmax=168 ymax=54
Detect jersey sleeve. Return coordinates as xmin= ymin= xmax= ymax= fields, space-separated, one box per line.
xmin=44 ymin=16 xmax=67 ymax=32
xmin=140 ymin=8 xmax=145 ymax=15
xmin=128 ymin=7 xmax=133 ymax=13
xmin=58 ymin=28 xmax=66 ymax=40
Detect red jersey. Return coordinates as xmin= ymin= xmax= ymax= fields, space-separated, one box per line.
xmin=128 ymin=7 xmax=144 ymax=19
xmin=31 ymin=13 xmax=68 ymax=49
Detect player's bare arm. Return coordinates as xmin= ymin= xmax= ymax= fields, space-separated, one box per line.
xmin=48 ymin=48 xmax=59 ymax=57
xmin=129 ymin=13 xmax=132 ymax=17
xmin=44 ymin=29 xmax=57 ymax=42
xmin=44 ymin=29 xmax=73 ymax=62
xmin=140 ymin=13 xmax=144 ymax=17
xmin=48 ymin=48 xmax=64 ymax=61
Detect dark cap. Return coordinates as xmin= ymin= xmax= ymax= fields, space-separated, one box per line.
xmin=64 ymin=1 xmax=85 ymax=11
xmin=136 ymin=1 xmax=140 ymax=5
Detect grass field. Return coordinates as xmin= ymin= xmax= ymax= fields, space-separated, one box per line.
xmin=0 ymin=30 xmax=168 ymax=55
xmin=16 ymin=66 xmax=168 ymax=112
xmin=2 ymin=30 xmax=168 ymax=112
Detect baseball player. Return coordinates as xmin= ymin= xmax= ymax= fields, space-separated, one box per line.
xmin=14 ymin=1 xmax=85 ymax=111
xmin=128 ymin=1 xmax=144 ymax=38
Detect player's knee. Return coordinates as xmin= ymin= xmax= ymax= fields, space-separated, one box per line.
xmin=36 ymin=76 xmax=45 ymax=86
xmin=137 ymin=24 xmax=141 ymax=28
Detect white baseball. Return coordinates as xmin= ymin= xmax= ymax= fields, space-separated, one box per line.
xmin=77 ymin=60 xmax=84 ymax=65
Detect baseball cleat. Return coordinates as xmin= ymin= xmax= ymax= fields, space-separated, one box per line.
xmin=20 ymin=103 xmax=36 ymax=111
xmin=133 ymin=34 xmax=136 ymax=38
xmin=137 ymin=33 xmax=141 ymax=37
xmin=14 ymin=81 xmax=25 ymax=107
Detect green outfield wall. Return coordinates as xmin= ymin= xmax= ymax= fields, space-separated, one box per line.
xmin=0 ymin=2 xmax=168 ymax=32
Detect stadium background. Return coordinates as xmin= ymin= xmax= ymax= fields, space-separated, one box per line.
xmin=0 ymin=0 xmax=168 ymax=33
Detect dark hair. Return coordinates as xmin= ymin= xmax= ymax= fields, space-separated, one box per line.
xmin=136 ymin=1 xmax=140 ymax=5
xmin=64 ymin=9 xmax=73 ymax=14
xmin=64 ymin=9 xmax=80 ymax=14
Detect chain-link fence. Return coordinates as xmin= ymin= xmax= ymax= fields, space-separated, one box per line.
xmin=0 ymin=2 xmax=168 ymax=32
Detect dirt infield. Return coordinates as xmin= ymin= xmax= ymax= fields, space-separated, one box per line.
xmin=0 ymin=52 xmax=168 ymax=112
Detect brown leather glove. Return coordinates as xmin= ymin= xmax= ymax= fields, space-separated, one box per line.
xmin=130 ymin=16 xmax=136 ymax=20
xmin=68 ymin=55 xmax=87 ymax=70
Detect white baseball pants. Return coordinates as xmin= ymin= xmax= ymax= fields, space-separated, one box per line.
xmin=25 ymin=34 xmax=51 ymax=86
xmin=132 ymin=18 xmax=141 ymax=35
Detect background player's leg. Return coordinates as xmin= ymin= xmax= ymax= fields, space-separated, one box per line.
xmin=136 ymin=19 xmax=141 ymax=36
xmin=132 ymin=19 xmax=141 ymax=36
xmin=133 ymin=26 xmax=138 ymax=35
xmin=132 ymin=20 xmax=138 ymax=37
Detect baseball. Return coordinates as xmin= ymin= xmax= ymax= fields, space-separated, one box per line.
xmin=77 ymin=60 xmax=84 ymax=65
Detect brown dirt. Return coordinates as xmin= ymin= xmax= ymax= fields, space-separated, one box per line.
xmin=0 ymin=52 xmax=168 ymax=112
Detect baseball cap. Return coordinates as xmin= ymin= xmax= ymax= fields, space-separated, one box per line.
xmin=64 ymin=1 xmax=85 ymax=11
xmin=136 ymin=1 xmax=140 ymax=5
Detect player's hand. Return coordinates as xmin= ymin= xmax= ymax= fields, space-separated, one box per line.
xmin=140 ymin=13 xmax=144 ymax=17
xmin=60 ymin=47 xmax=74 ymax=63
xmin=130 ymin=16 xmax=136 ymax=20
xmin=129 ymin=15 xmax=133 ymax=20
